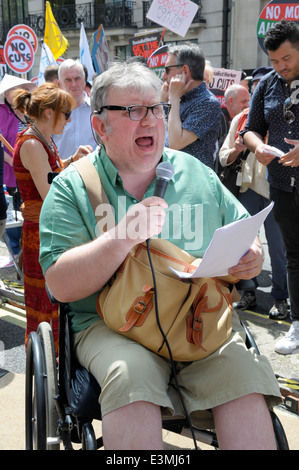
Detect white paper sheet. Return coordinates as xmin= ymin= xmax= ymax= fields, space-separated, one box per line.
xmin=170 ymin=202 xmax=274 ymax=279
xmin=266 ymin=146 xmax=285 ymax=158
xmin=146 ymin=0 xmax=199 ymax=37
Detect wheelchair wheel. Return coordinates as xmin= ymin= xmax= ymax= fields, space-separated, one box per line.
xmin=82 ymin=423 xmax=97 ymax=450
xmin=25 ymin=322 xmax=59 ymax=450
xmin=270 ymin=409 xmax=289 ymax=450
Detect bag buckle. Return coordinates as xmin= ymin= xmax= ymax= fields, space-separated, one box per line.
xmin=134 ymin=300 xmax=148 ymax=314
xmin=192 ymin=318 xmax=203 ymax=332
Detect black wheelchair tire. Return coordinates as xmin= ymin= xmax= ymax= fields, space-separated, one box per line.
xmin=37 ymin=322 xmax=59 ymax=450
xmin=270 ymin=409 xmax=289 ymax=450
xmin=82 ymin=423 xmax=97 ymax=450
xmin=25 ymin=331 xmax=47 ymax=449
xmin=25 ymin=323 xmax=59 ymax=450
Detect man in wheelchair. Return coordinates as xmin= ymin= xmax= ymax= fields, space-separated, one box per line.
xmin=39 ymin=60 xmax=282 ymax=450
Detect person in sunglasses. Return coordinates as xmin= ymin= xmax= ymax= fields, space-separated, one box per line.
xmin=11 ymin=82 xmax=92 ymax=353
xmin=161 ymin=43 xmax=222 ymax=168
xmin=53 ymin=59 xmax=97 ymax=160
xmin=39 ymin=61 xmax=281 ymax=450
xmin=243 ymin=20 xmax=299 ymax=355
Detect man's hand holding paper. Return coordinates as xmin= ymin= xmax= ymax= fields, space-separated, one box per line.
xmin=228 ymin=236 xmax=263 ymax=280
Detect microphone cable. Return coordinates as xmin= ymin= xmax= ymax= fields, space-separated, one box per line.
xmin=146 ymin=238 xmax=199 ymax=450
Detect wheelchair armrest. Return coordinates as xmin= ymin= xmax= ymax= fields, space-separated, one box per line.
xmin=65 ymin=366 xmax=102 ymax=419
xmin=45 ymin=283 xmax=58 ymax=304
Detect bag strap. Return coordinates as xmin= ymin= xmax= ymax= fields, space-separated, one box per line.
xmin=238 ymin=148 xmax=250 ymax=164
xmin=235 ymin=108 xmax=249 ymax=138
xmin=72 ymin=157 xmax=113 ymax=228
xmin=235 ymin=109 xmax=250 ymax=165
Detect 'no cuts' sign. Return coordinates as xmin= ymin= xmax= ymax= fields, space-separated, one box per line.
xmin=7 ymin=24 xmax=38 ymax=54
xmin=4 ymin=35 xmax=34 ymax=74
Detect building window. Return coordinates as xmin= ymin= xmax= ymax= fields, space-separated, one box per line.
xmin=2 ymin=0 xmax=28 ymax=34
xmin=50 ymin=0 xmax=75 ymax=6
xmin=115 ymin=45 xmax=131 ymax=61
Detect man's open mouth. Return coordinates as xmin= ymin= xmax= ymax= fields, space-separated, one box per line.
xmin=135 ymin=136 xmax=154 ymax=148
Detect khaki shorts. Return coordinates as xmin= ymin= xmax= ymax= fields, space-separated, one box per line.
xmin=73 ymin=311 xmax=281 ymax=428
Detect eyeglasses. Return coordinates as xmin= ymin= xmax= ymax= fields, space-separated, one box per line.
xmin=283 ymin=97 xmax=295 ymax=124
xmin=164 ymin=64 xmax=184 ymax=75
xmin=92 ymin=103 xmax=171 ymax=121
xmin=62 ymin=111 xmax=72 ymax=120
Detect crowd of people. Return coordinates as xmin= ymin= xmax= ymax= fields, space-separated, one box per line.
xmin=0 ymin=19 xmax=298 ymax=449
xmin=219 ymin=67 xmax=289 ymax=320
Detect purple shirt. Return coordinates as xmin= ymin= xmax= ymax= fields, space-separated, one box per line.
xmin=0 ymin=103 xmax=19 ymax=187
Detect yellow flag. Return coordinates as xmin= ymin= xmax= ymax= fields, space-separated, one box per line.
xmin=44 ymin=1 xmax=69 ymax=60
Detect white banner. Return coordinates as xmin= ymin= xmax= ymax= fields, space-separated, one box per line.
xmin=79 ymin=22 xmax=95 ymax=83
xmin=38 ymin=42 xmax=56 ymax=86
xmin=146 ymin=0 xmax=199 ymax=37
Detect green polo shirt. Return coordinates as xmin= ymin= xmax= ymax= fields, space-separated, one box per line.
xmin=39 ymin=146 xmax=248 ymax=333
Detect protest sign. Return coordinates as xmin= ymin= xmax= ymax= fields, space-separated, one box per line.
xmin=4 ymin=34 xmax=34 ymax=74
xmin=147 ymin=44 xmax=168 ymax=79
xmin=0 ymin=46 xmax=7 ymax=81
xmin=129 ymin=31 xmax=161 ymax=59
xmin=89 ymin=25 xmax=110 ymax=75
xmin=208 ymin=68 xmax=242 ymax=108
xmin=146 ymin=0 xmax=199 ymax=37
xmin=257 ymin=0 xmax=299 ymax=54
xmin=7 ymin=24 xmax=38 ymax=54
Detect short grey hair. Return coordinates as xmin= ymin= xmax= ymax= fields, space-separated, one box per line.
xmin=167 ymin=43 xmax=205 ymax=81
xmin=58 ymin=59 xmax=85 ymax=80
xmin=90 ymin=61 xmax=162 ymax=114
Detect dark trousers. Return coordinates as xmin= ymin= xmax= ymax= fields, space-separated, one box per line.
xmin=270 ymin=186 xmax=299 ymax=321
xmin=5 ymin=187 xmax=22 ymax=255
xmin=238 ymin=188 xmax=288 ymax=300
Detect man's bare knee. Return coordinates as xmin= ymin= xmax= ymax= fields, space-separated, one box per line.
xmin=102 ymin=401 xmax=163 ymax=450
xmin=212 ymin=393 xmax=276 ymax=450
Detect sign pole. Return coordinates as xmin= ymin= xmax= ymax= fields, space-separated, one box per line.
xmin=159 ymin=28 xmax=166 ymax=47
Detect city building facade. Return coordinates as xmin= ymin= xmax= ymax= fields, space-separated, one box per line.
xmin=0 ymin=0 xmax=271 ymax=80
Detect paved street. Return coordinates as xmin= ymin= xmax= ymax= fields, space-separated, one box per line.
xmin=0 ymin=226 xmax=298 ymax=450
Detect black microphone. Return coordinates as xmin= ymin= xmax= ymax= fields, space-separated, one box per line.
xmin=154 ymin=162 xmax=175 ymax=199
